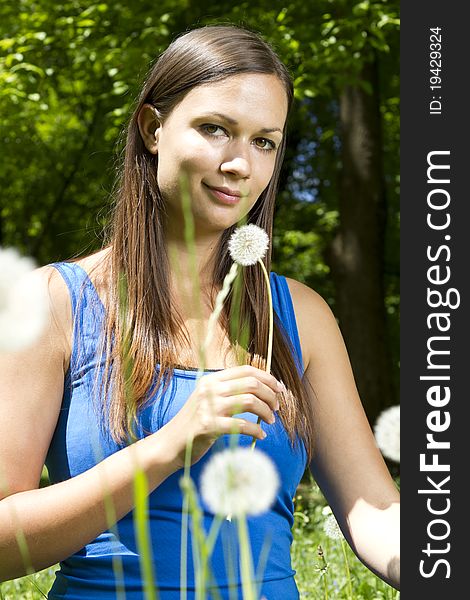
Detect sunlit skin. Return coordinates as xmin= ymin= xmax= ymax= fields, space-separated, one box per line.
xmin=138 ymin=73 xmax=288 ymax=292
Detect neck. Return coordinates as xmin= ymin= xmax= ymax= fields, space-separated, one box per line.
xmin=163 ymin=221 xmax=224 ymax=300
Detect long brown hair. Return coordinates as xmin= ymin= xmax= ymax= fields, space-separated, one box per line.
xmin=87 ymin=25 xmax=314 ymax=462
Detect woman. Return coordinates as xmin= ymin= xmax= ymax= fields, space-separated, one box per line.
xmin=0 ymin=25 xmax=400 ymax=598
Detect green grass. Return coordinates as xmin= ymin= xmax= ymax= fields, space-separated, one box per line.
xmin=0 ymin=568 xmax=55 ymax=599
xmin=0 ymin=481 xmax=399 ymax=600
xmin=291 ymin=481 xmax=399 ymax=600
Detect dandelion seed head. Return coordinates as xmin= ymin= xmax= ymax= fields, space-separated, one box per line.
xmin=228 ymin=224 xmax=269 ymax=266
xmin=0 ymin=248 xmax=48 ymax=352
xmin=323 ymin=514 xmax=344 ymax=540
xmin=200 ymin=447 xmax=279 ymax=517
xmin=374 ymin=405 xmax=400 ymax=463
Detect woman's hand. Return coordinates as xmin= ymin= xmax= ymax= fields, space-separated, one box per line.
xmin=162 ymin=365 xmax=282 ymax=469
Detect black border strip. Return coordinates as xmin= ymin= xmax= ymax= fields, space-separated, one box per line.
xmin=401 ymin=2 xmax=468 ymax=596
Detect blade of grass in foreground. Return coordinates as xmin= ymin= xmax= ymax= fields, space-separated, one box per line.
xmin=254 ymin=533 xmax=272 ymax=600
xmin=177 ymin=174 xmax=205 ymax=600
xmin=340 ymin=537 xmax=353 ymax=600
xmin=88 ymin=407 xmax=126 ymax=599
xmin=98 ymin=470 xmax=127 ymax=599
xmin=133 ymin=468 xmax=158 ymax=600
xmin=118 ymin=272 xmax=158 ymax=600
xmin=26 ymin=575 xmax=48 ymax=598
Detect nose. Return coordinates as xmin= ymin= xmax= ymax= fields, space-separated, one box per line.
xmin=220 ymin=144 xmax=251 ymax=179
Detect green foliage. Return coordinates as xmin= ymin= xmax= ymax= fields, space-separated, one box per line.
xmin=0 ymin=0 xmax=175 ymax=259
xmin=0 ymin=0 xmax=399 ymax=400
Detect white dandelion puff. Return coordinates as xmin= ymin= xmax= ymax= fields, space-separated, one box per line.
xmin=228 ymin=224 xmax=269 ymax=266
xmin=323 ymin=513 xmax=344 ymax=541
xmin=227 ymin=225 xmax=274 ymax=452
xmin=0 ymin=248 xmax=48 ymax=352
xmin=374 ymin=405 xmax=400 ymax=463
xmin=321 ymin=505 xmax=332 ymax=517
xmin=200 ymin=447 xmax=279 ymax=517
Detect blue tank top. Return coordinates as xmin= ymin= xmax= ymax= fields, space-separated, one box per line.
xmin=46 ymin=261 xmax=308 ymax=599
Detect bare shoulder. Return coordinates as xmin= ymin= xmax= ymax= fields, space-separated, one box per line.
xmin=284 ymin=276 xmax=333 ymax=316
xmin=74 ymin=247 xmax=111 ymax=275
xmin=284 ymin=277 xmax=341 ymax=371
xmin=75 ymin=247 xmax=112 ymax=302
xmin=36 ymin=264 xmax=73 ymax=373
xmin=38 ymin=247 xmax=111 ymax=372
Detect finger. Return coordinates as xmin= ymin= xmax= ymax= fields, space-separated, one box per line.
xmin=219 ymin=394 xmax=275 ymax=424
xmin=212 ymin=365 xmax=281 ymax=394
xmin=217 ymin=377 xmax=280 ymax=412
xmin=215 ymin=416 xmax=267 ymax=440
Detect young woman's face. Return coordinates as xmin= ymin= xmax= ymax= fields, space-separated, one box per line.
xmin=154 ymin=73 xmax=288 ymax=234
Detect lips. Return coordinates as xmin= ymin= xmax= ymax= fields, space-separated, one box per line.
xmin=203 ymin=183 xmax=243 ymax=205
xmin=205 ymin=184 xmax=241 ymax=197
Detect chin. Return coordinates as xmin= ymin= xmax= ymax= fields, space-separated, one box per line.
xmin=194 ymin=217 xmax=238 ymax=236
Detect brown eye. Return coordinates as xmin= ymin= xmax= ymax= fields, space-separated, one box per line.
xmin=201 ymin=124 xmax=225 ymax=136
xmin=254 ymin=137 xmax=276 ymax=152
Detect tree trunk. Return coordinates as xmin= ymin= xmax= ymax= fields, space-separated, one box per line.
xmin=325 ymin=57 xmax=396 ymax=423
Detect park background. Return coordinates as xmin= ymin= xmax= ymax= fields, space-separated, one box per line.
xmin=0 ymin=0 xmax=400 ymax=598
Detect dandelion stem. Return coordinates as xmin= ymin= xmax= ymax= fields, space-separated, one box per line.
xmin=250 ymin=258 xmax=273 ymax=451
xmin=237 ymin=515 xmax=257 ymax=600
xmin=256 ymin=259 xmax=273 ymax=373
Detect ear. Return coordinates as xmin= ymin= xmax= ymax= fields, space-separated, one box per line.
xmin=137 ymin=103 xmax=161 ymax=154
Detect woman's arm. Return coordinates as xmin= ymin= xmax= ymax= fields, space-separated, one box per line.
xmin=0 ymin=267 xmax=181 ymax=581
xmin=287 ymin=278 xmax=400 ymax=589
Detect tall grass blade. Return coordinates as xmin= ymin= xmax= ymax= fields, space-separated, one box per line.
xmin=340 ymin=537 xmax=353 ymax=600
xmin=118 ymin=271 xmax=157 ymax=599
xmin=236 ymin=515 xmax=257 ymax=600
xmin=133 ymin=468 xmax=158 ymax=600
xmin=177 ymin=174 xmax=204 ymax=600
xmin=26 ymin=575 xmax=48 ymax=598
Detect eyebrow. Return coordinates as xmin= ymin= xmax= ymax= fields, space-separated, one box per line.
xmin=198 ymin=112 xmax=283 ymax=135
